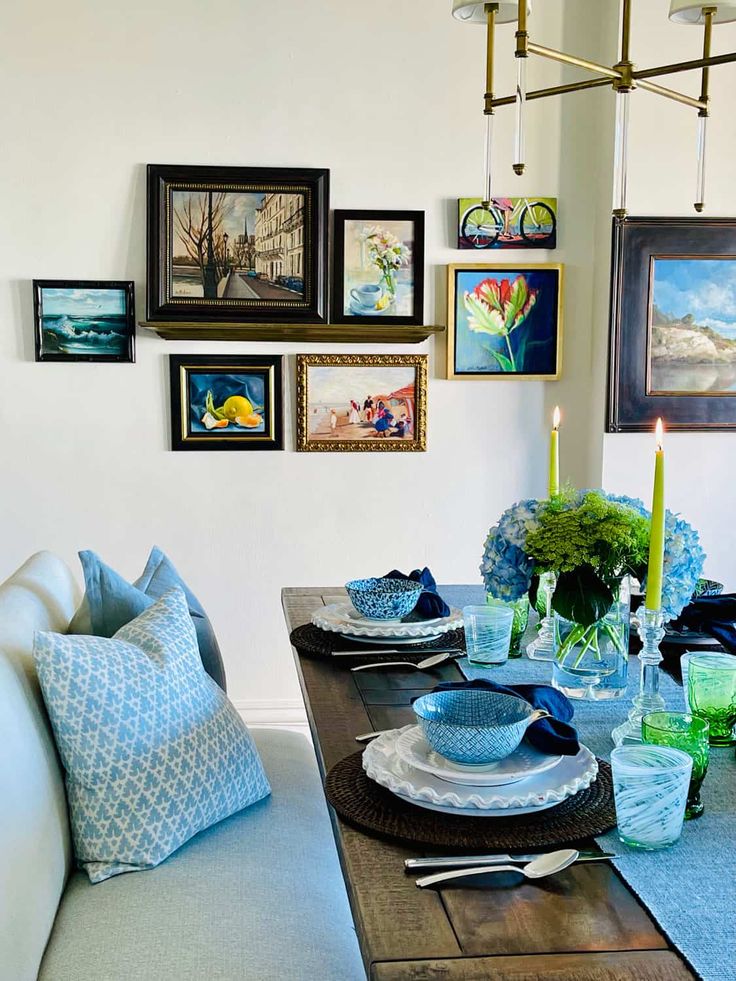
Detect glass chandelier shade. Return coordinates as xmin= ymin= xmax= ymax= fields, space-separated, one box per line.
xmin=452 ymin=0 xmax=532 ymax=26
xmin=669 ymin=1 xmax=736 ymax=24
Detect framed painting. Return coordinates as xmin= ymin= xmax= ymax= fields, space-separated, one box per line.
xmin=147 ymin=165 xmax=329 ymax=326
xmin=447 ymin=263 xmax=563 ymax=380
xmin=607 ymin=217 xmax=736 ymax=432
xmin=331 ymin=210 xmax=424 ymax=325
xmin=33 ymin=280 xmax=135 ymax=363
xmin=458 ymin=197 xmax=557 ymax=250
xmin=169 ymin=355 xmax=283 ymax=451
xmin=296 ymin=354 xmax=427 ymax=452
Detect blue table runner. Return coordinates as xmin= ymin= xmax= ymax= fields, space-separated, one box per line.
xmin=440 ymin=585 xmax=736 ymax=981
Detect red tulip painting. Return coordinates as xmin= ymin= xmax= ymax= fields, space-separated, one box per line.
xmin=448 ymin=265 xmax=562 ymax=380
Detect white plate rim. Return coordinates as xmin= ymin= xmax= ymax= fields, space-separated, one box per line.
xmin=362 ymin=726 xmax=597 ymax=811
xmin=312 ymin=602 xmax=463 ymax=639
xmin=394 ymin=726 xmax=563 ymax=787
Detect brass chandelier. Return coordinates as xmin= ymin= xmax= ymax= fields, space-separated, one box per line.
xmin=453 ymin=0 xmax=736 ymax=214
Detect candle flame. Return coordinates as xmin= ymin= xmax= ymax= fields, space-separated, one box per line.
xmin=553 ymin=406 xmax=561 ymax=430
xmin=655 ymin=418 xmax=664 ymax=452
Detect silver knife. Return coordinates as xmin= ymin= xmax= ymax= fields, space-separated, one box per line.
xmin=332 ymin=647 xmax=463 ymax=657
xmin=404 ymin=850 xmax=615 ymax=870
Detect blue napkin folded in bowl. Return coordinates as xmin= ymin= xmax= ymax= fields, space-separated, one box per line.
xmin=430 ymin=678 xmax=580 ymax=757
xmin=383 ymin=568 xmax=450 ymax=620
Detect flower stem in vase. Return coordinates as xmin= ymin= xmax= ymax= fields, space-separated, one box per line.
xmin=526 ymin=571 xmax=557 ymax=661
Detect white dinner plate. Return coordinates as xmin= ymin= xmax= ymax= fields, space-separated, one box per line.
xmin=362 ymin=726 xmax=597 ymax=815
xmin=394 ymin=725 xmax=562 ymax=787
xmin=312 ymin=602 xmax=463 ymax=641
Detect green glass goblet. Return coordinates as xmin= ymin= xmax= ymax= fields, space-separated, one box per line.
xmin=487 ymin=594 xmax=530 ymax=659
xmin=688 ymin=653 xmax=736 ymax=747
xmin=642 ymin=711 xmax=710 ymax=820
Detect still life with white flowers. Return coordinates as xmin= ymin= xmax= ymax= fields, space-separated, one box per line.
xmin=342 ymin=218 xmax=415 ymax=317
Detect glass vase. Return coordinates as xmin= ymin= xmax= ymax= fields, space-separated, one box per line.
xmin=552 ymin=578 xmax=630 ymax=701
xmin=380 ymin=267 xmax=397 ymax=304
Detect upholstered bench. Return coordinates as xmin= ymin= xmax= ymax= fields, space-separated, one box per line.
xmin=0 ymin=552 xmax=364 ymax=981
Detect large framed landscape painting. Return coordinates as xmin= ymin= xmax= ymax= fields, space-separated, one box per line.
xmin=169 ymin=355 xmax=283 ymax=451
xmin=607 ymin=217 xmax=736 ymax=431
xmin=33 ymin=280 xmax=135 ymax=362
xmin=447 ymin=263 xmax=562 ymax=380
xmin=331 ymin=210 xmax=424 ymax=325
xmin=296 ymin=354 xmax=427 ymax=452
xmin=147 ymin=165 xmax=329 ymax=326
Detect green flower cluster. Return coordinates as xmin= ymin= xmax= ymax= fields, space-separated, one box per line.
xmin=526 ymin=490 xmax=649 ymax=589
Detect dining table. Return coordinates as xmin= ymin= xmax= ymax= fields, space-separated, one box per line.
xmin=282 ymin=584 xmax=700 ymax=981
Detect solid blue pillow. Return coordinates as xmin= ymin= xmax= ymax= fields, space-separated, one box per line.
xmin=35 ymin=588 xmax=270 ymax=883
xmin=69 ymin=548 xmax=227 ymax=691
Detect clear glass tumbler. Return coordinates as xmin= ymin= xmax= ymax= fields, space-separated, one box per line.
xmin=487 ymin=593 xmax=529 ymax=658
xmin=641 ymin=711 xmax=710 ymax=820
xmin=463 ymin=604 xmax=514 ymax=666
xmin=688 ymin=653 xmax=736 ymax=746
xmin=611 ymin=744 xmax=692 ymax=850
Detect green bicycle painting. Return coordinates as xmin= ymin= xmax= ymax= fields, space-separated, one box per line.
xmin=458 ymin=197 xmax=557 ymax=250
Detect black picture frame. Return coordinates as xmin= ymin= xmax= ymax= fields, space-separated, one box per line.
xmin=607 ymin=217 xmax=736 ymax=432
xmin=169 ymin=354 xmax=284 ymax=451
xmin=147 ymin=164 xmax=329 ymax=326
xmin=331 ymin=209 xmax=425 ymax=325
xmin=33 ymin=279 xmax=135 ymax=363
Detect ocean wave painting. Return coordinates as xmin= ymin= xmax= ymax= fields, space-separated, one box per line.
xmin=35 ymin=282 xmax=134 ymax=362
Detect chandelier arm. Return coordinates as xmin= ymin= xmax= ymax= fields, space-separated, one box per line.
xmin=633 ymin=50 xmax=736 ymax=80
xmin=621 ymin=0 xmax=633 ymax=65
xmin=489 ymin=76 xmax=613 ymax=109
xmin=636 ymin=78 xmax=707 ymax=109
xmin=699 ymin=8 xmax=715 ymax=113
xmin=527 ymin=41 xmax=622 ymax=79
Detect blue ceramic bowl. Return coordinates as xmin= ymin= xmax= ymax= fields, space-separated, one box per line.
xmin=412 ymin=689 xmax=547 ymax=765
xmin=345 ymin=577 xmax=423 ymax=621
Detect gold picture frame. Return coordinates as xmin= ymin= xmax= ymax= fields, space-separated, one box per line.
xmin=447 ymin=262 xmax=563 ymax=381
xmin=296 ymin=353 xmax=427 ymax=452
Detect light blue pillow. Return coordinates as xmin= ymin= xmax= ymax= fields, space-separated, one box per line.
xmin=69 ymin=548 xmax=227 ymax=691
xmin=35 ymin=588 xmax=270 ymax=883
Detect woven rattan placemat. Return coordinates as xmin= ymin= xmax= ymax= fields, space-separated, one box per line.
xmin=290 ymin=623 xmax=467 ymax=664
xmin=325 ymin=751 xmax=615 ymax=849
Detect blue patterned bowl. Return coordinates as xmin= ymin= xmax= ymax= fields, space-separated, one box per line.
xmin=412 ymin=690 xmax=549 ymax=765
xmin=345 ymin=578 xmax=424 ymax=621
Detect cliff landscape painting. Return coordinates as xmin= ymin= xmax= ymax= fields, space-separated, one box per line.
xmin=650 ymin=258 xmax=736 ymax=394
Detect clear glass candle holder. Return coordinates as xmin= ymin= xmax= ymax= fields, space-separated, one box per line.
xmin=463 ymin=604 xmax=514 ymax=666
xmin=688 ymin=653 xmax=736 ymax=746
xmin=611 ymin=744 xmax=692 ymax=850
xmin=642 ymin=711 xmax=710 ymax=820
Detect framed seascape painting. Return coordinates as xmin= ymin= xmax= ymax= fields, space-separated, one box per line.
xmin=458 ymin=197 xmax=557 ymax=250
xmin=296 ymin=354 xmax=427 ymax=452
xmin=447 ymin=264 xmax=562 ymax=380
xmin=33 ymin=280 xmax=135 ymax=363
xmin=608 ymin=217 xmax=736 ymax=431
xmin=147 ymin=165 xmax=329 ymax=326
xmin=331 ymin=210 xmax=424 ymax=325
xmin=169 ymin=355 xmax=283 ymax=451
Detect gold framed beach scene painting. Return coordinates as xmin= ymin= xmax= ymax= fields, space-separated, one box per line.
xmin=296 ymin=354 xmax=427 ymax=452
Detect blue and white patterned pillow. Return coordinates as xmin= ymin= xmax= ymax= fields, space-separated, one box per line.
xmin=34 ymin=587 xmax=270 ymax=883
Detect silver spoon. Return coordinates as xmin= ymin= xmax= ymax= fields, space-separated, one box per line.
xmin=415 ymin=848 xmax=580 ymax=889
xmin=350 ymin=650 xmax=461 ymax=673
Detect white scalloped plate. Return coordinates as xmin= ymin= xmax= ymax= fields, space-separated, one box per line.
xmin=394 ymin=725 xmax=562 ymax=787
xmin=312 ymin=602 xmax=463 ymax=641
xmin=362 ymin=726 xmax=597 ymax=815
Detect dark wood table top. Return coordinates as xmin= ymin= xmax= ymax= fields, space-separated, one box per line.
xmin=283 ymin=586 xmax=695 ymax=981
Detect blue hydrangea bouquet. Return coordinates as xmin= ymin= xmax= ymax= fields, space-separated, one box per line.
xmin=481 ymin=488 xmax=705 ymax=686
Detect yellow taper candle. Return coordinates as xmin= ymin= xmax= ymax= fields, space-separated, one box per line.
xmin=645 ymin=418 xmax=666 ymax=611
xmin=548 ymin=406 xmax=560 ymax=497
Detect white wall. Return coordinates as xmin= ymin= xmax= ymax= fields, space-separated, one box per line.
xmin=1 ymin=0 xmax=734 ymax=714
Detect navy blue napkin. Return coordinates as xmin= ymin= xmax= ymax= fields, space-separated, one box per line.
xmin=383 ymin=568 xmax=451 ymax=619
xmin=670 ymin=594 xmax=736 ymax=655
xmin=430 ymin=678 xmax=580 ymax=757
